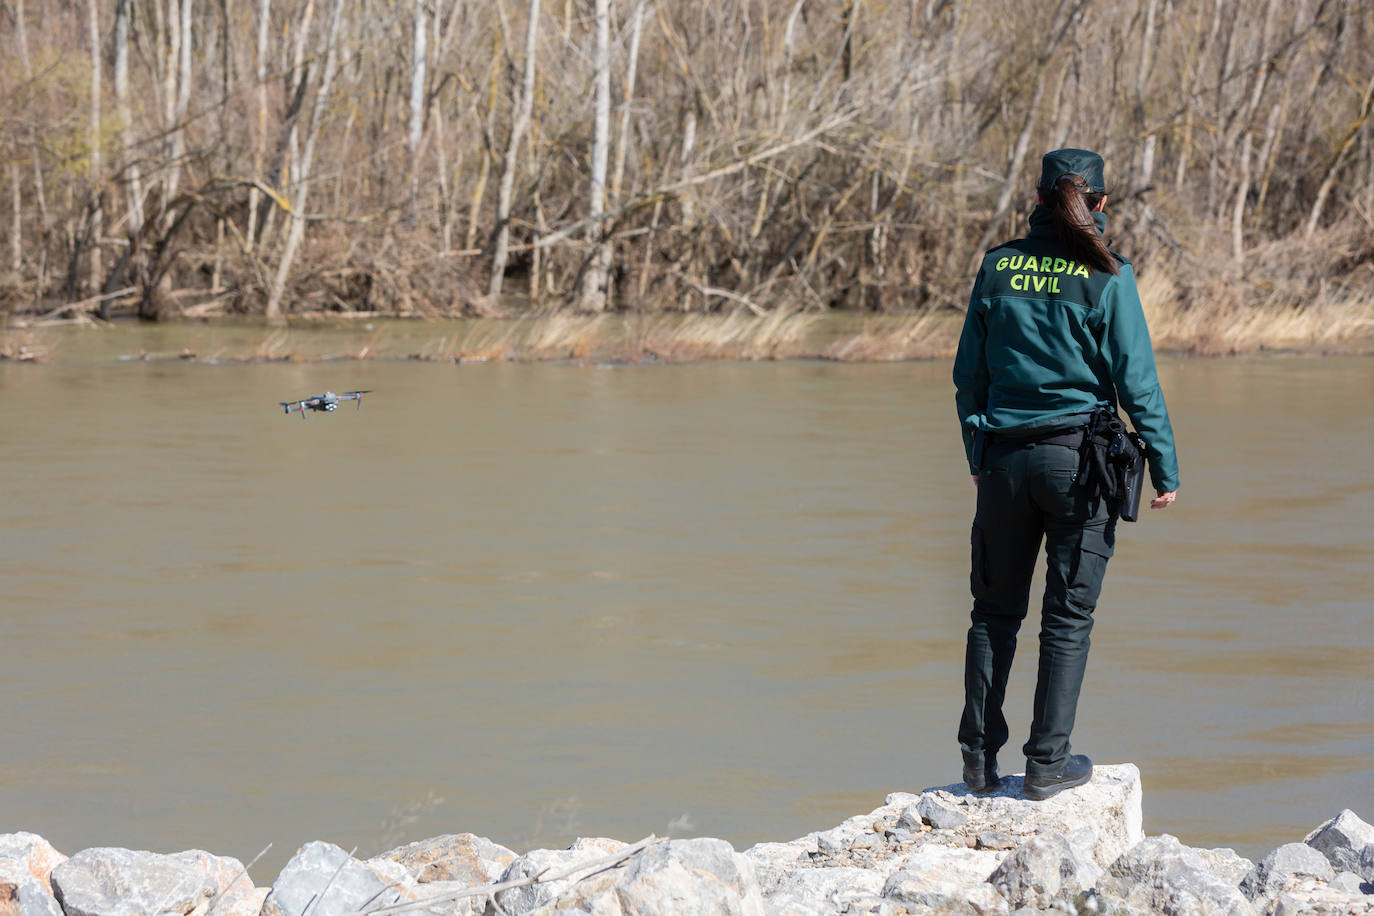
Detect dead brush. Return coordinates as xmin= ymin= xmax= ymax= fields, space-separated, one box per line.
xmin=823 ymin=312 xmax=961 ymax=362
xmin=621 ymin=309 xmax=822 ymax=361
xmin=1139 ymin=222 xmax=1374 ymax=355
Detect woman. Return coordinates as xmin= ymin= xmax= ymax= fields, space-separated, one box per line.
xmin=952 ymin=148 xmax=1179 ymax=800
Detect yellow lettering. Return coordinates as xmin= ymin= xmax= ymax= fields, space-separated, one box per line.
xmin=1011 ymin=274 xmax=1025 ymax=291
xmin=1074 ymin=264 xmax=1090 ymax=278
xmin=996 ymin=257 xmax=1009 ymax=271
xmin=1033 ymin=276 xmax=1048 ymax=292
xmin=1051 ymin=277 xmax=1060 ymax=293
xmin=1052 ymin=258 xmax=1067 ymax=274
xmin=1008 ymin=255 xmax=1024 ymax=270
xmin=1040 ymin=256 xmax=1053 ymax=272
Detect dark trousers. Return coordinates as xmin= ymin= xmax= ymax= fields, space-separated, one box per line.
xmin=958 ymin=436 xmax=1116 ymax=777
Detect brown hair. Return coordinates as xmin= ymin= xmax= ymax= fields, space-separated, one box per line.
xmin=1043 ymin=175 xmax=1118 ymax=275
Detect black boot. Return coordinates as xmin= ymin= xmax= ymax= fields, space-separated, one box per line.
xmin=961 ymin=751 xmax=1002 ymax=795
xmin=1023 ymin=754 xmax=1093 ymax=801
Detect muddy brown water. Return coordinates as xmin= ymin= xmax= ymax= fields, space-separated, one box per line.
xmin=2 ymin=325 xmax=1371 ymax=876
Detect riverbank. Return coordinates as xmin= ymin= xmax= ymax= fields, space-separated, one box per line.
xmin=4 ymin=766 xmax=1372 ymax=915
xmin=5 ymin=299 xmax=1374 ymax=368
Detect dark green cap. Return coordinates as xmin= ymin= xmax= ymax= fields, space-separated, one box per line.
xmin=1038 ymin=148 xmax=1106 ymax=193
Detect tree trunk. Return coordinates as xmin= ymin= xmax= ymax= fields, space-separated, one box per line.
xmin=246 ymin=0 xmax=271 ymax=251
xmin=1306 ymin=71 xmax=1374 ymax=237
xmin=1231 ymin=132 xmax=1250 ymax=264
xmin=265 ymin=0 xmax=347 ymax=319
xmin=87 ymin=0 xmax=103 ymax=295
xmin=9 ymin=165 xmax=20 ymax=273
xmin=489 ymin=0 xmax=541 ymax=299
xmin=577 ymin=0 xmax=613 ymax=312
xmin=407 ymin=0 xmax=427 ymax=229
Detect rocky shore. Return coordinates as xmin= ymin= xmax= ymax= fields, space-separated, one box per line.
xmin=4 ymin=765 xmax=1372 ymax=915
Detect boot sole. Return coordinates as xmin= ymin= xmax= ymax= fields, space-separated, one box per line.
xmin=1022 ymin=769 xmax=1092 ymax=801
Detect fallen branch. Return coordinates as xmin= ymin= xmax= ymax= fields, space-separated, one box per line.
xmin=34 ymin=286 xmax=136 ymax=322
xmin=670 ymin=269 xmax=767 ymax=316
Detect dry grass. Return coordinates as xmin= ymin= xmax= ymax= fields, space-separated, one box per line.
xmin=1139 ymin=224 xmax=1374 ymax=356
xmin=821 ymin=312 xmax=963 ymax=362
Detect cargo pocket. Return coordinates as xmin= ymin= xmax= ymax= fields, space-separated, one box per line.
xmin=1066 ymin=521 xmax=1115 ymax=611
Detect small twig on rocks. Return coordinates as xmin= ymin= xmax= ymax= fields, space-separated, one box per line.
xmin=301 ymin=846 xmax=359 ymax=916
xmin=206 ymin=843 xmax=273 ymax=915
xmin=348 ymin=835 xmax=664 ymax=916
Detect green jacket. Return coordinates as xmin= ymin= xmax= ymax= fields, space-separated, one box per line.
xmin=953 ymin=206 xmax=1180 ymax=493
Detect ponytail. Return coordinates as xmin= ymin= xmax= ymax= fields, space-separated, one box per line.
xmin=1044 ymin=175 xmax=1118 ymax=276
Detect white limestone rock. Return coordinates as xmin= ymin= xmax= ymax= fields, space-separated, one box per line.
xmin=528 ymin=838 xmax=763 ymax=916
xmin=1242 ymin=842 xmax=1338 ymax=904
xmin=881 ymin=869 xmax=1010 ymax=915
xmin=0 ymin=859 xmax=64 ymax=916
xmin=490 ymin=838 xmax=629 ymax=914
xmin=1306 ymin=810 xmax=1374 ymax=882
xmin=372 ymin=833 xmax=516 ymax=886
xmin=1270 ymin=883 xmax=1374 ymax=916
xmin=1330 ymin=871 xmax=1373 ymax=895
xmin=50 ymin=848 xmax=255 ymax=916
xmin=985 ymin=832 xmax=1101 ymax=910
xmin=892 ymin=846 xmax=1005 ymax=887
xmin=914 ymin=796 xmax=968 ymax=831
xmin=0 ymin=835 xmax=67 ymax=895
xmin=1100 ymin=834 xmax=1256 ymax=916
xmin=260 ymin=841 xmax=411 ymax=916
xmin=915 ymin=762 xmax=1144 ymax=869
xmin=759 ymin=866 xmax=885 ymax=913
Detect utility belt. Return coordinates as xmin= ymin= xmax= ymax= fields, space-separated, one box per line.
xmin=975 ymin=410 xmax=1148 ymax=522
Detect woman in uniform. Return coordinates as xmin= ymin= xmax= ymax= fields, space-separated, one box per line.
xmin=952 ymin=148 xmax=1179 ymax=800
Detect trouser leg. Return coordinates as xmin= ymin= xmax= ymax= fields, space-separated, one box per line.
xmin=1023 ymin=443 xmax=1116 ymax=774
xmin=959 ymin=444 xmax=1041 ymax=762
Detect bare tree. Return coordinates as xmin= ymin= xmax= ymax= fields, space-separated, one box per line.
xmin=407 ymin=0 xmax=427 ymax=229
xmin=490 ymin=0 xmax=541 ymax=300
xmin=576 ymin=0 xmax=613 ymax=312
xmin=86 ymin=0 xmax=103 ymax=293
xmin=265 ymin=0 xmax=347 ymax=319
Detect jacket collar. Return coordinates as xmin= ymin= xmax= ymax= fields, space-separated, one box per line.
xmin=1026 ymin=204 xmax=1107 ymax=240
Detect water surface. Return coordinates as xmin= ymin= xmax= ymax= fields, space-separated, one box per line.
xmin=2 ymin=330 xmax=1371 ymax=874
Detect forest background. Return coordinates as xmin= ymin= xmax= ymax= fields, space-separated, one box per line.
xmin=2 ymin=0 xmax=1373 ymax=358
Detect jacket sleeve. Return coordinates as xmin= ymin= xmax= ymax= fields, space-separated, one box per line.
xmin=1100 ymin=264 xmax=1180 ymax=492
xmin=952 ymin=269 xmax=989 ymax=474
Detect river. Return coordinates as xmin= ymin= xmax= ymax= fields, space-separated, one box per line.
xmin=2 ymin=324 xmax=1371 ymax=875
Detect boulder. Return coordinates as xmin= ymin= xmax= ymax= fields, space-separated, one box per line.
xmin=1271 ymin=883 xmax=1374 ymax=916
xmin=371 ymin=834 xmax=516 ymax=885
xmin=755 ymin=866 xmax=884 ymax=913
xmin=490 ymin=838 xmax=630 ymax=914
xmin=1242 ymin=842 xmax=1337 ymax=903
xmin=528 ymin=838 xmax=763 ymax=916
xmin=913 ymin=796 xmax=967 ymax=832
xmin=881 ymin=869 xmax=1010 ymax=915
xmin=0 ymin=836 xmax=66 ymax=895
xmin=891 ymin=846 xmax=1004 ymax=887
xmin=1305 ymin=810 xmax=1374 ymax=881
xmin=0 ymin=859 xmax=63 ymax=916
xmin=1330 ymin=871 xmax=1372 ymax=895
xmin=1100 ymin=834 xmax=1255 ymax=915
xmin=261 ymin=842 xmax=411 ymax=916
xmin=913 ymin=762 xmax=1144 ymax=869
xmin=50 ymin=848 xmax=255 ymax=916
xmin=985 ymin=832 xmax=1101 ymax=910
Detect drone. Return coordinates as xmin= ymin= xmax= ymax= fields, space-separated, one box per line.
xmin=279 ymin=390 xmax=372 ymax=417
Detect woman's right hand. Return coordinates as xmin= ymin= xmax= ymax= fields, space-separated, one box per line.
xmin=1150 ymin=490 xmax=1177 ymax=509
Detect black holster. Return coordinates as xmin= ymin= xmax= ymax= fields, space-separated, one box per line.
xmin=1077 ymin=409 xmax=1148 ymax=522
